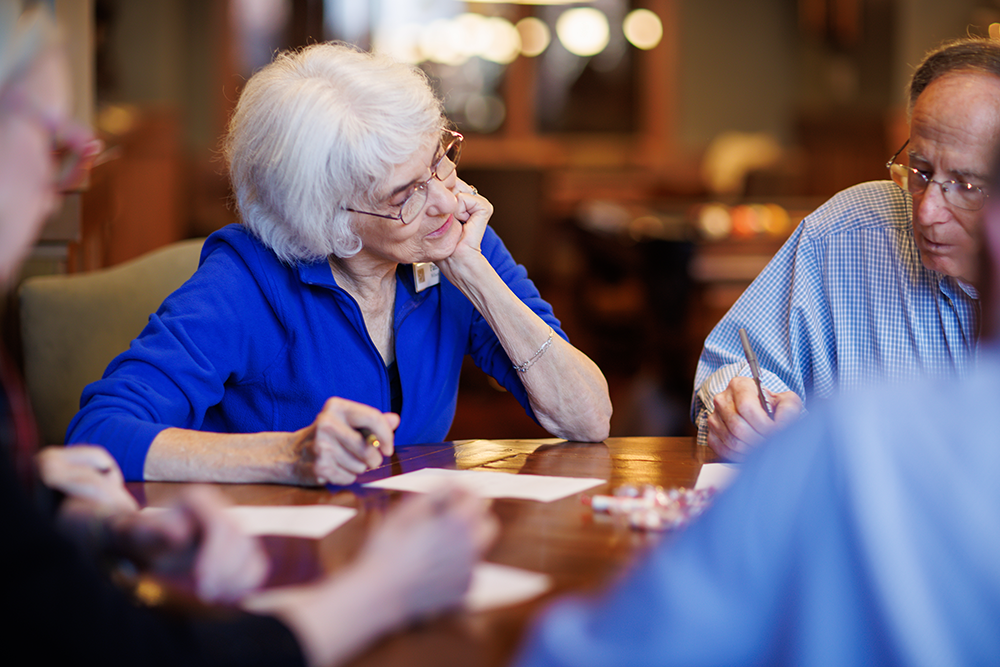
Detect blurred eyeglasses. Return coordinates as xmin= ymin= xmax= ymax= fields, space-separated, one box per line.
xmin=346 ymin=129 xmax=463 ymax=225
xmin=886 ymin=140 xmax=988 ymax=211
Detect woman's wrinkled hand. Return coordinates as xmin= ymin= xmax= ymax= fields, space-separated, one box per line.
xmin=291 ymin=397 xmax=400 ymax=486
xmin=450 ymin=179 xmax=494 ymax=251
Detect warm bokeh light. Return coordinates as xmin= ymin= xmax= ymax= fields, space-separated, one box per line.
xmin=465 ymin=0 xmax=581 ymax=4
xmin=623 ymin=8 xmax=663 ymax=50
xmin=419 ymin=18 xmax=467 ymax=65
xmin=991 ymin=22 xmax=1000 ymax=40
xmin=465 ymin=93 xmax=506 ymax=132
xmin=556 ymin=7 xmax=610 ymax=57
xmin=481 ymin=16 xmax=522 ymax=64
xmin=455 ymin=12 xmax=494 ymax=60
xmin=516 ymin=16 xmax=551 ymax=57
xmin=373 ymin=24 xmax=422 ymax=64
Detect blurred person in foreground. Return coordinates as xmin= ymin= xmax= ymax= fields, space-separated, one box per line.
xmin=513 ymin=162 xmax=1000 ymax=667
xmin=1 ymin=5 xmax=495 ymax=666
xmin=67 ymin=41 xmax=611 ymax=484
xmin=692 ymin=38 xmax=1000 ymax=460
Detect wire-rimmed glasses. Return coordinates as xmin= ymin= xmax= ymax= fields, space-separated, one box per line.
xmin=886 ymin=140 xmax=988 ymax=211
xmin=345 ymin=129 xmax=464 ymax=224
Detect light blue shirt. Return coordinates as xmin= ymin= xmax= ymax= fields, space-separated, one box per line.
xmin=692 ymin=181 xmax=980 ymax=444
xmin=516 ymin=348 xmax=1000 ymax=667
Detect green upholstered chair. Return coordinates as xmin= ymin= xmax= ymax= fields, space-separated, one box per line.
xmin=19 ymin=238 xmax=204 ymax=445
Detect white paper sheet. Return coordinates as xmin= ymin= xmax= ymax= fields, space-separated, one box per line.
xmin=224 ymin=505 xmax=357 ymax=538
xmin=243 ymin=561 xmax=551 ymax=614
xmin=142 ymin=505 xmax=358 ymax=539
xmin=464 ymin=562 xmax=552 ymax=612
xmin=694 ymin=463 xmax=740 ymax=492
xmin=364 ymin=467 xmax=605 ymax=502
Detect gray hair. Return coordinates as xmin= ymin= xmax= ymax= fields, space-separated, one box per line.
xmin=223 ymin=42 xmax=446 ymax=263
xmin=908 ymin=37 xmax=1000 ymax=113
xmin=0 ymin=3 xmax=59 ymax=100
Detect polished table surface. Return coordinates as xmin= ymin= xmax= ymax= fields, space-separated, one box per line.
xmin=132 ymin=437 xmax=709 ymax=667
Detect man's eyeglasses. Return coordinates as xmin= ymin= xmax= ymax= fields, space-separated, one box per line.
xmin=886 ymin=140 xmax=988 ymax=211
xmin=345 ymin=129 xmax=463 ymax=225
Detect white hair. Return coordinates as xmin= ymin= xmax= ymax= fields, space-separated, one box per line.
xmin=223 ymin=42 xmax=446 ymax=263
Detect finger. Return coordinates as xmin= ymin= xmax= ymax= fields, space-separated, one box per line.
xmin=769 ymin=390 xmax=804 ymax=426
xmin=724 ymin=380 xmax=777 ymax=438
xmin=314 ymin=420 xmax=370 ymax=471
xmin=712 ymin=391 xmax=763 ymax=449
xmin=312 ymin=454 xmax=361 ymax=486
xmin=371 ymin=412 xmax=399 ymax=457
xmin=181 ymin=488 xmax=268 ymax=601
xmin=706 ymin=410 xmax=745 ymax=461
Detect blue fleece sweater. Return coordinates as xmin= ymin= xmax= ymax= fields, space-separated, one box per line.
xmin=67 ymin=224 xmax=564 ymax=480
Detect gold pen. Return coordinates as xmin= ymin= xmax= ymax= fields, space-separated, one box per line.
xmin=358 ymin=427 xmax=381 ymax=449
xmin=738 ymin=327 xmax=774 ymax=419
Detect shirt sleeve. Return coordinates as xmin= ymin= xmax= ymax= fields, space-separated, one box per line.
xmin=512 ymin=409 xmax=847 ymax=667
xmin=65 ymin=236 xmax=287 ymax=481
xmin=691 ymin=209 xmax=835 ymax=446
xmin=465 ymin=228 xmax=566 ymax=422
xmin=516 ymin=362 xmax=1000 ymax=666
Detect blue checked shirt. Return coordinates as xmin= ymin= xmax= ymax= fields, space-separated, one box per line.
xmin=692 ymin=181 xmax=981 ymax=445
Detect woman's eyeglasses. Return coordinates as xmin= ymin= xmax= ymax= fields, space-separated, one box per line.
xmin=345 ymin=129 xmax=463 ymax=225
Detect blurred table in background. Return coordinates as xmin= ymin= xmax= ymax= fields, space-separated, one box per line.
xmin=132 ymin=436 xmax=709 ymax=667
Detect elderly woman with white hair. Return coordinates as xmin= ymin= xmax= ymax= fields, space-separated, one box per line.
xmin=68 ymin=42 xmax=612 ymax=485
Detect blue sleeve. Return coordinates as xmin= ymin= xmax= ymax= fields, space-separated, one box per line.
xmin=66 ymin=232 xmax=287 ymax=480
xmin=513 ymin=403 xmax=888 ymax=667
xmin=466 ymin=227 xmax=566 ymax=421
xmin=691 ymin=202 xmax=838 ymax=426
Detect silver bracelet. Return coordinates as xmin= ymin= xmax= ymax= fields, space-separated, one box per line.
xmin=513 ymin=327 xmax=554 ymax=373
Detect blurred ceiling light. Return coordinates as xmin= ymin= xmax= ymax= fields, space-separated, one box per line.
xmin=481 ymin=17 xmax=522 ymax=64
xmin=623 ymin=8 xmax=663 ymax=50
xmin=419 ymin=18 xmax=468 ymax=65
xmin=374 ymin=24 xmax=422 ymax=64
xmin=455 ymin=13 xmax=493 ymax=59
xmin=465 ymin=0 xmax=588 ymax=5
xmin=556 ymin=7 xmax=609 ymax=57
xmin=991 ymin=23 xmax=1000 ymax=40
xmin=516 ymin=17 xmax=551 ymax=57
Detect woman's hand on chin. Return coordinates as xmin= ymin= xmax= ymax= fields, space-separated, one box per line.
xmin=438 ymin=180 xmax=493 ymax=277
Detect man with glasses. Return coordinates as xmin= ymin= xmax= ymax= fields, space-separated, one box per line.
xmin=692 ymin=38 xmax=1000 ymax=460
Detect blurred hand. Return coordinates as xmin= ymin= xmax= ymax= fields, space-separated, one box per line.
xmin=36 ymin=445 xmax=138 ymax=517
xmin=707 ymin=376 xmax=803 ymax=461
xmin=111 ymin=486 xmax=269 ymax=604
xmin=356 ymin=486 xmax=499 ymax=618
xmin=241 ymin=486 xmax=498 ymax=667
xmin=291 ymin=397 xmax=399 ymax=486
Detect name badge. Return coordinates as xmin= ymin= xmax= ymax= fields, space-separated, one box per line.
xmin=413 ymin=262 xmax=440 ymax=292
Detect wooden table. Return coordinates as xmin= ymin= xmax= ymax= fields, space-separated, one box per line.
xmin=132 ymin=437 xmax=708 ymax=667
